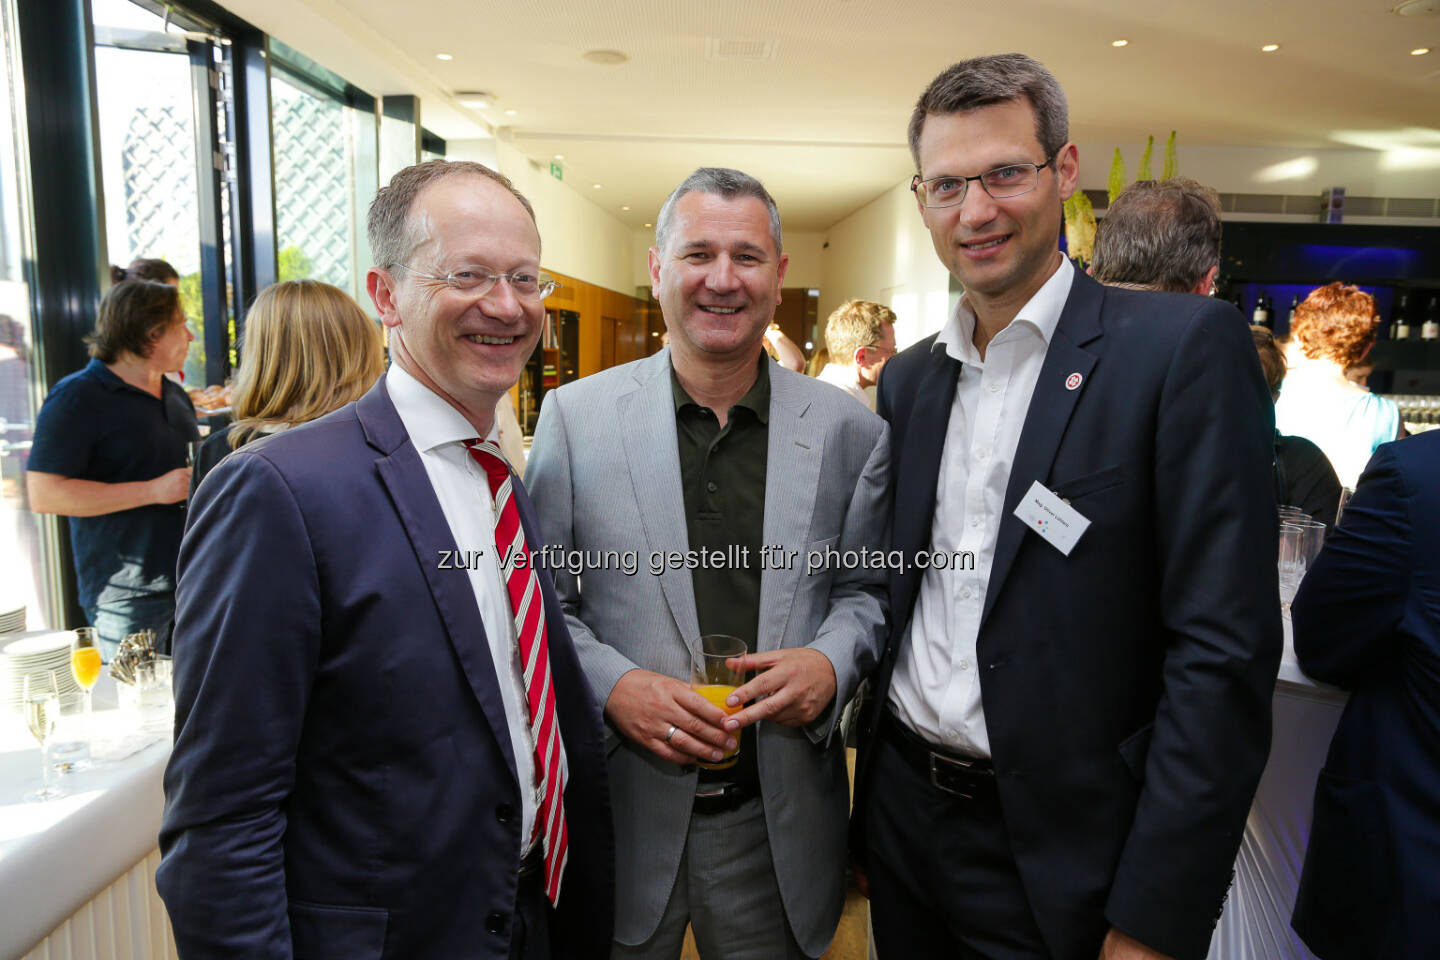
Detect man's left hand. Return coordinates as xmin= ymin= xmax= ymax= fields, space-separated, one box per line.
xmin=1098 ymin=927 xmax=1173 ymax=960
xmin=722 ymin=648 xmax=836 ymax=729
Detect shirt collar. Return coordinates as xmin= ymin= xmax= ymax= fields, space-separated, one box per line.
xmin=670 ymin=352 xmax=771 ymax=425
xmin=386 ymin=363 xmax=499 ymax=452
xmin=932 ymin=255 xmax=1075 ymax=365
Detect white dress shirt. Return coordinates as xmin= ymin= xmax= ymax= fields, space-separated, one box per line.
xmin=815 ymin=362 xmax=872 ymax=408
xmin=387 ymin=365 xmax=558 ymax=848
xmin=888 ymin=256 xmax=1074 ymax=757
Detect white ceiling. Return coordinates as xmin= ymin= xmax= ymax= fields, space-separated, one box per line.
xmin=222 ymin=0 xmax=1440 ymax=231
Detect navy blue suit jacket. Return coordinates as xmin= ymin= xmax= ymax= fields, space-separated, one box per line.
xmin=1292 ymin=431 xmax=1440 ymax=959
xmin=157 ymin=377 xmax=613 ymax=959
xmin=853 ymin=270 xmax=1282 ymax=960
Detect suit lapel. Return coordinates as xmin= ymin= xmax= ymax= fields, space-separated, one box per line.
xmin=980 ymin=272 xmax=1105 ymax=628
xmin=358 ymin=382 xmax=520 ymax=787
xmin=759 ymin=369 xmax=822 ymax=653
xmin=894 ymin=346 xmax=961 ymax=619
xmin=618 ymin=352 xmax=701 ymax=648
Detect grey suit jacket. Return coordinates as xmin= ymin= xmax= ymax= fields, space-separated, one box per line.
xmin=525 ymin=349 xmax=890 ymax=955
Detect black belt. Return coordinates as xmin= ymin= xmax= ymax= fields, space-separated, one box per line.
xmin=881 ymin=707 xmax=998 ymax=802
xmin=693 ymin=781 xmax=756 ymax=815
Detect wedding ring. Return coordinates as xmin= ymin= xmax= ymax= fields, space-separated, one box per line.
xmin=664 ymin=723 xmax=678 ymax=743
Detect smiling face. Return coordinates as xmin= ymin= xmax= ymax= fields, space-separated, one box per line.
xmin=915 ymin=98 xmax=1078 ymax=322
xmin=369 ymin=174 xmax=544 ymax=431
xmin=649 ymin=191 xmax=789 ymax=369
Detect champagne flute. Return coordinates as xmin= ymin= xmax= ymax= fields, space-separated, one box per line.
xmin=23 ymin=672 xmax=66 ymax=802
xmin=71 ymin=626 xmax=101 ymax=716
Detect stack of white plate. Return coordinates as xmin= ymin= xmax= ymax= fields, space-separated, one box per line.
xmin=0 ymin=600 xmax=25 ymax=633
xmin=0 ymin=630 xmax=81 ymax=711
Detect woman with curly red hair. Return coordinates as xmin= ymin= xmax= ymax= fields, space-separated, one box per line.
xmin=1275 ymin=282 xmax=1402 ymax=489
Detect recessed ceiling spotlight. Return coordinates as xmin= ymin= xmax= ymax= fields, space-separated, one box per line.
xmin=1112 ymin=39 xmax=1128 ymax=47
xmin=504 ymin=109 xmax=518 ymax=116
xmin=553 ymin=153 xmax=565 ymax=160
xmin=583 ymin=49 xmax=629 ymax=65
xmin=1392 ymin=0 xmax=1440 ymax=16
xmin=592 ymin=183 xmax=602 ymax=190
xmin=1412 ymin=47 xmax=1432 ymax=55
xmin=1261 ymin=43 xmax=1281 ymax=52
xmin=621 ymin=205 xmax=631 ymax=211
xmin=435 ymin=53 xmax=453 ymax=61
xmin=456 ymin=90 xmax=492 ymax=110
xmin=644 ymin=222 xmax=653 ymax=228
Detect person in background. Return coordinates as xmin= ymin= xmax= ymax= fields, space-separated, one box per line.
xmin=27 ymin=280 xmax=196 ymax=659
xmin=112 ymin=257 xmax=179 ymax=287
xmin=1276 ymin=283 xmax=1402 ymax=489
xmin=762 ymin=323 xmax=807 ymax=372
xmin=805 ymin=345 xmax=829 ymax=378
xmin=816 ymin=299 xmax=897 ymax=409
xmin=1090 ymin=176 xmax=1223 ymax=296
xmin=526 ymin=166 xmax=889 ymax=960
xmin=853 ymin=53 xmax=1278 ymax=960
xmin=1251 ymin=326 xmax=1343 ymax=524
xmin=1290 ymin=430 xmax=1440 ymax=959
xmin=190 ymin=279 xmax=385 ymax=494
xmin=158 ymin=160 xmax=613 ymax=958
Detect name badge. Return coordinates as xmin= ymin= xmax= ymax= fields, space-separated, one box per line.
xmin=1013 ymin=481 xmax=1091 ymax=556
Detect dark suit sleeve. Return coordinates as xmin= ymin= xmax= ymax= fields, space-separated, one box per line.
xmin=1293 ymin=443 xmax=1409 ymax=685
xmin=1104 ymin=300 xmax=1283 ymax=958
xmin=157 ymin=451 xmax=322 ymax=958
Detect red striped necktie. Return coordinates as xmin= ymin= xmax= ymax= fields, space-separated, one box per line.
xmin=464 ymin=439 xmax=569 ymax=906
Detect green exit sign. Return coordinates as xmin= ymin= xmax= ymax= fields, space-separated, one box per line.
xmin=549 ymin=161 xmax=563 ymax=181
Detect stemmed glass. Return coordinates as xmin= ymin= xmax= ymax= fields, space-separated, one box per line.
xmin=71 ymin=627 xmax=101 ymax=716
xmin=22 ymin=672 xmax=66 ymax=802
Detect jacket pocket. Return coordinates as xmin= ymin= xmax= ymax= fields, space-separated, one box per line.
xmin=1117 ymin=722 xmax=1154 ymax=783
xmin=1051 ymin=464 xmax=1124 ymax=501
xmin=290 ymin=900 xmax=388 ymax=960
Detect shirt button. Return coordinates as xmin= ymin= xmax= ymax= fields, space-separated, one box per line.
xmin=969 ymin=516 xmax=980 ymax=528
xmin=706 ymin=481 xmax=718 ymax=493
xmin=961 ymin=587 xmax=973 ymax=600
xmin=485 ymin=913 xmax=508 ymax=935
xmin=959 ymin=659 xmax=972 ymax=671
xmin=975 ymin=448 xmax=989 ymax=461
xmin=989 ymin=382 xmax=1002 ymax=393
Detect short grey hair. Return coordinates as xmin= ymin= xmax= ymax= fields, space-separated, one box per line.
xmin=367 ymin=159 xmax=538 ymax=271
xmin=654 ymin=167 xmax=783 ymax=256
xmin=1090 ymin=177 xmax=1223 ymax=294
xmin=908 ymin=53 xmax=1069 ymax=170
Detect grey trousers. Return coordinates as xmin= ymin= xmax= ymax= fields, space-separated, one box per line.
xmin=611 ymin=796 xmax=809 ymax=960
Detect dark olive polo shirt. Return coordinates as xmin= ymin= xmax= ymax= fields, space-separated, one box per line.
xmin=671 ymin=357 xmax=769 ymax=789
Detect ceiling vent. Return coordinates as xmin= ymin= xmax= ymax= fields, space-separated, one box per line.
xmin=705 ymin=38 xmax=777 ymax=61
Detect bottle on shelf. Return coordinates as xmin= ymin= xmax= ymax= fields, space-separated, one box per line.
xmin=1252 ymin=291 xmax=1271 ymax=328
xmin=1284 ymin=294 xmax=1299 ymax=331
xmin=1423 ymin=297 xmax=1439 ymax=341
xmin=1393 ymin=294 xmax=1412 ymax=341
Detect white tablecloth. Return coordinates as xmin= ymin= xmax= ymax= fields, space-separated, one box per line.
xmin=0 ymin=677 xmax=171 ymax=958
xmin=1207 ymin=617 xmax=1348 ymax=960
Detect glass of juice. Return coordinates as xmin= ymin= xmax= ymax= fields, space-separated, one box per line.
xmin=71 ymin=626 xmax=102 ymax=715
xmin=691 ymin=634 xmax=747 ymax=770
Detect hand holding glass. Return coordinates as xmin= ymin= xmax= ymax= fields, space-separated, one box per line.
xmin=691 ymin=635 xmax=747 ymax=770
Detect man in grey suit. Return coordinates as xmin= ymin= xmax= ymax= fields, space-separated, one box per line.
xmin=526 ymin=167 xmax=889 ymax=959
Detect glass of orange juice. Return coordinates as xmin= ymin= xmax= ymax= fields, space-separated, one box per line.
xmin=691 ymin=634 xmax=747 ymax=770
xmin=71 ymin=626 xmax=102 ymax=716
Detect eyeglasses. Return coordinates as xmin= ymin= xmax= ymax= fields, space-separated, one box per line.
xmin=911 ymin=159 xmax=1053 ymax=209
xmin=392 ymin=263 xmax=558 ymax=301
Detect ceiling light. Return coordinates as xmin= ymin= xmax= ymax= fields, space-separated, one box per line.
xmin=1261 ymin=43 xmax=1280 ymax=52
xmin=1391 ymin=0 xmax=1440 ymax=16
xmin=644 ymin=223 xmax=653 ymax=228
xmin=583 ymin=49 xmax=629 ymax=65
xmin=435 ymin=53 xmax=453 ymax=61
xmin=504 ymin=109 xmax=518 ymax=116
xmin=456 ymin=90 xmax=492 ymax=110
xmin=1412 ymin=47 xmax=1432 ymax=55
xmin=592 ymin=183 xmax=602 ymax=190
xmin=553 ymin=153 xmax=565 ymax=160
xmin=1112 ymin=39 xmax=1128 ymax=47
xmin=621 ymin=205 xmax=631 ymax=211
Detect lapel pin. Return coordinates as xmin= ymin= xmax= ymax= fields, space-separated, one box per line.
xmin=1065 ymin=372 xmax=1083 ymax=391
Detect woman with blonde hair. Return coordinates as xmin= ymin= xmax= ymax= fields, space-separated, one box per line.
xmin=191 ymin=280 xmax=385 ymax=491
xmin=1274 ymin=282 xmax=1402 ymax=489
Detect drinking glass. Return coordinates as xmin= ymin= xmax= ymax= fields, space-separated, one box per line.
xmin=691 ymin=634 xmax=747 ymax=770
xmin=22 ymin=672 xmax=66 ymax=802
xmin=71 ymin=627 xmax=101 ymax=714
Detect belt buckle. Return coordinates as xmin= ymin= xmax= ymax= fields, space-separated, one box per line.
xmin=929 ymin=752 xmax=979 ymax=798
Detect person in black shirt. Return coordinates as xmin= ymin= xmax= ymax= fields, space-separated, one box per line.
xmin=28 ymin=280 xmax=197 ymax=658
xmin=1252 ymin=326 xmax=1344 ymax=525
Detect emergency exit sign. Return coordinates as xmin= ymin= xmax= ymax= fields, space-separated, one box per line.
xmin=549 ymin=161 xmax=563 ymax=181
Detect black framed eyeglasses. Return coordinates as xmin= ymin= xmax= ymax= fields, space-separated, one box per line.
xmin=911 ymin=159 xmax=1053 ymax=209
